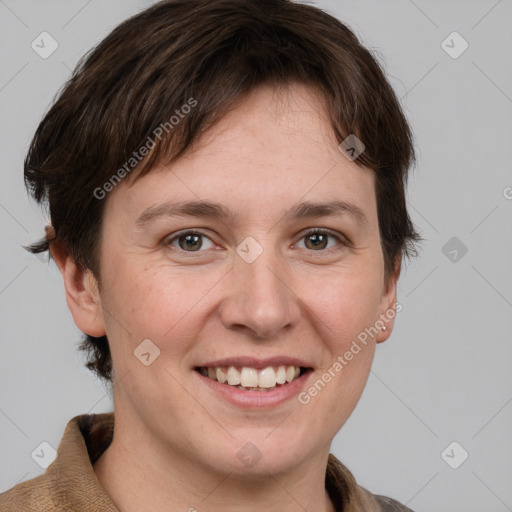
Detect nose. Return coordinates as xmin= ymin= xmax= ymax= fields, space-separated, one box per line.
xmin=219 ymin=245 xmax=301 ymax=340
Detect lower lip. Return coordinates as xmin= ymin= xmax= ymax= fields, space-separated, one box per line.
xmin=195 ymin=370 xmax=313 ymax=408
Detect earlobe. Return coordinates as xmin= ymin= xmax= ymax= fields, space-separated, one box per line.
xmin=376 ymin=257 xmax=401 ymax=344
xmin=49 ymin=242 xmax=106 ymax=337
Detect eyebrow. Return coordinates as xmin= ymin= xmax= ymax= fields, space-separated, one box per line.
xmin=135 ymin=199 xmax=369 ymax=229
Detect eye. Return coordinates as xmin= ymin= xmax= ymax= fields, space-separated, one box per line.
xmin=295 ymin=228 xmax=346 ymax=252
xmin=165 ymin=229 xmax=215 ymax=252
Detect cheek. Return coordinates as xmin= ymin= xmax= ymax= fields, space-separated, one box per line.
xmin=305 ymin=279 xmax=378 ymax=419
xmin=101 ymin=262 xmax=212 ymax=349
xmin=305 ymin=266 xmax=383 ymax=346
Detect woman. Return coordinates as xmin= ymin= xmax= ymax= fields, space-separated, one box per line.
xmin=0 ymin=0 xmax=421 ymax=510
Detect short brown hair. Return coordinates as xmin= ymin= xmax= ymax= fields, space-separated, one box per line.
xmin=24 ymin=0 xmax=422 ymax=383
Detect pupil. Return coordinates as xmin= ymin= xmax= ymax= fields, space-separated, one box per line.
xmin=308 ymin=233 xmax=326 ymax=250
xmin=181 ymin=234 xmax=201 ymax=251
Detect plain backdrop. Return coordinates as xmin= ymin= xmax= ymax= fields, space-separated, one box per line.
xmin=0 ymin=1 xmax=511 ymax=511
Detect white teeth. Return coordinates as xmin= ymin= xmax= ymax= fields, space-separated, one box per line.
xmin=276 ymin=365 xmax=287 ymax=384
xmin=200 ymin=364 xmax=304 ymax=390
xmin=216 ymin=367 xmax=227 ymax=384
xmin=240 ymin=367 xmax=259 ymax=387
xmin=227 ymin=366 xmax=241 ymax=385
xmin=285 ymin=366 xmax=295 ymax=383
xmin=258 ymin=367 xmax=276 ymax=388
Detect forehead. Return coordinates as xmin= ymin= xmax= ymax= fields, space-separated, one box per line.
xmin=108 ymin=82 xmax=377 ymax=227
xmin=192 ymin=83 xmax=337 ymax=162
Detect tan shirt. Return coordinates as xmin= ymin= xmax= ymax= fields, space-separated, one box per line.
xmin=0 ymin=413 xmax=413 ymax=511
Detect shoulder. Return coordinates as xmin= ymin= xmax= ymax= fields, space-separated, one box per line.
xmin=373 ymin=493 xmax=415 ymax=511
xmin=0 ymin=412 xmax=116 ymax=512
xmin=0 ymin=474 xmax=56 ymax=511
xmin=326 ymin=453 xmax=415 ymax=512
xmin=358 ymin=486 xmax=415 ymax=511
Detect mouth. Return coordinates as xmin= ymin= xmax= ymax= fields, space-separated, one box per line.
xmin=194 ymin=365 xmax=312 ymax=392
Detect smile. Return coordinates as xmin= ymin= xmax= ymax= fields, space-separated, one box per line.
xmin=195 ymin=365 xmax=309 ymax=391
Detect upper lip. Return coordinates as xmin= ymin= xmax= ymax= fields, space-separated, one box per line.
xmin=196 ymin=356 xmax=312 ymax=370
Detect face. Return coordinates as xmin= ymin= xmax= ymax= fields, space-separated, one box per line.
xmin=67 ymin=82 xmax=399 ymax=477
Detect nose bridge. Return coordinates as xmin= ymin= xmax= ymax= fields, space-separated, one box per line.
xmin=241 ymin=251 xmax=285 ymax=303
xmin=221 ymin=236 xmax=299 ymax=338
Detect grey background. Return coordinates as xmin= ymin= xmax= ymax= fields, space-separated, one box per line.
xmin=1 ymin=1 xmax=511 ymax=510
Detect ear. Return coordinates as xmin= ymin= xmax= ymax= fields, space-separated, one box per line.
xmin=49 ymin=241 xmax=106 ymax=337
xmin=375 ymin=256 xmax=401 ymax=344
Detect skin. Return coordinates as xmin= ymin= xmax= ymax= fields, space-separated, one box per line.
xmin=51 ymin=82 xmax=400 ymax=512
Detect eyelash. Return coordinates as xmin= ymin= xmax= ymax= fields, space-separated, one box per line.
xmin=164 ymin=228 xmax=348 ymax=256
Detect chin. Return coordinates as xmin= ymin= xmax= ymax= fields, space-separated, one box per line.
xmin=206 ymin=435 xmax=312 ymax=478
